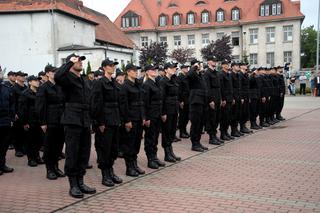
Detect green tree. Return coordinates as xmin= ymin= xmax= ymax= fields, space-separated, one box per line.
xmin=201 ymin=35 xmax=233 ymax=61
xmin=139 ymin=42 xmax=168 ymax=67
xmin=170 ymin=47 xmax=194 ymax=64
xmin=85 ymin=61 xmax=92 ymax=76
xmin=301 ymin=25 xmax=318 ymax=68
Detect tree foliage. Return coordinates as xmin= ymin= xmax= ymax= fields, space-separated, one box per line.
xmin=86 ymin=61 xmax=92 ymax=76
xmin=301 ymin=25 xmax=318 ymax=68
xmin=139 ymin=42 xmax=168 ymax=67
xmin=170 ymin=47 xmax=194 ymax=64
xmin=201 ymin=35 xmax=233 ymax=61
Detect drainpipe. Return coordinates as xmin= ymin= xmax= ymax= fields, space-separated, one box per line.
xmin=50 ymin=0 xmax=57 ymax=66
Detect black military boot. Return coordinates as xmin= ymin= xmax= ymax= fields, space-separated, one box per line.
xmin=220 ymin=132 xmax=230 ymax=141
xmin=276 ymin=115 xmax=285 ymax=121
xmin=225 ymin=132 xmax=235 ymax=140
xmin=169 ymin=146 xmax=182 ymax=160
xmin=0 ymin=170 xmax=3 ymax=176
xmin=2 ymin=165 xmax=14 ymax=173
xmin=68 ymin=176 xmax=83 ymax=198
xmin=180 ymin=130 xmax=189 ymax=139
xmin=154 ymin=157 xmax=166 ymax=167
xmin=125 ymin=159 xmax=139 ymax=177
xmin=54 ymin=164 xmax=65 ymax=178
xmin=133 ymin=160 xmax=145 ymax=175
xmin=101 ymin=169 xmax=114 ymax=187
xmin=240 ymin=124 xmax=251 ymax=134
xmin=77 ymin=176 xmax=96 ymax=194
xmin=46 ymin=168 xmax=58 ymax=180
xmin=250 ymin=121 xmax=260 ymax=130
xmin=148 ymin=159 xmax=159 ymax=169
xmin=209 ymin=135 xmax=221 ymax=145
xmin=231 ymin=127 xmax=241 ymax=137
xmin=164 ymin=147 xmax=176 ymax=162
xmin=110 ymin=167 xmax=123 ymax=184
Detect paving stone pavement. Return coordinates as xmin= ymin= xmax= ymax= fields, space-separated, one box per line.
xmin=0 ymin=96 xmax=320 ymax=213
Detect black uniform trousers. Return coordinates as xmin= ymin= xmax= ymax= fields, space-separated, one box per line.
xmin=0 ymin=126 xmax=10 ymax=169
xmin=64 ymin=125 xmax=91 ymax=177
xmin=121 ymin=121 xmax=143 ymax=161
xmin=144 ymin=119 xmax=161 ymax=160
xmin=249 ymin=98 xmax=258 ymax=122
xmin=231 ymin=100 xmax=241 ymax=128
xmin=95 ymin=126 xmax=119 ymax=170
xmin=268 ymin=96 xmax=276 ymax=118
xmin=189 ymin=104 xmax=204 ymax=146
xmin=161 ymin=113 xmax=178 ymax=148
xmin=44 ymin=125 xmax=64 ymax=169
xmin=259 ymin=99 xmax=267 ymax=123
xmin=12 ymin=119 xmax=25 ymax=153
xmin=276 ymin=95 xmax=285 ymax=116
xmin=25 ymin=125 xmax=43 ymax=161
xmin=205 ymin=106 xmax=221 ymax=136
xmin=220 ymin=102 xmax=232 ymax=133
xmin=178 ymin=105 xmax=189 ymax=134
xmin=240 ymin=99 xmax=250 ymax=125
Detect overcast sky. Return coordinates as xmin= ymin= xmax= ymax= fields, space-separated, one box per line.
xmin=82 ymin=0 xmax=318 ymax=28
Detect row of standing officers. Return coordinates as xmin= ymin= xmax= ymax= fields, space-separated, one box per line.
xmin=0 ymin=53 xmax=286 ymax=198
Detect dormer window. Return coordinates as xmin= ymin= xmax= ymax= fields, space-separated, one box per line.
xmin=121 ymin=11 xmax=139 ymax=28
xmin=216 ymin=9 xmax=224 ymax=22
xmin=195 ymin=1 xmax=206 ymax=5
xmin=231 ymin=8 xmax=240 ymax=21
xmin=260 ymin=1 xmax=282 ymax=17
xmin=277 ymin=3 xmax=282 ymax=15
xmin=187 ymin=12 xmax=195 ymax=25
xmin=201 ymin=10 xmax=210 ymax=23
xmin=173 ymin=13 xmax=181 ymax=25
xmin=159 ymin=14 xmax=167 ymax=27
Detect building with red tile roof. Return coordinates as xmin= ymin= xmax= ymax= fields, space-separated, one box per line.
xmin=0 ymin=0 xmax=135 ymax=75
xmin=115 ymin=0 xmax=304 ymax=70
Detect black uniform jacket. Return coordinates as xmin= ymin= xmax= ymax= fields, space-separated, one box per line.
xmin=142 ymin=78 xmax=162 ymax=121
xmin=204 ymin=68 xmax=222 ymax=104
xmin=220 ymin=71 xmax=234 ymax=103
xmin=54 ymin=62 xmax=91 ymax=128
xmin=187 ymin=68 xmax=207 ymax=105
xmin=159 ymin=75 xmax=179 ymax=115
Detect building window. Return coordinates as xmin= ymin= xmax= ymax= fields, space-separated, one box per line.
xmin=159 ymin=15 xmax=167 ymax=27
xmin=249 ymin=28 xmax=258 ymax=44
xmin=141 ymin=36 xmax=148 ymax=47
xmin=201 ymin=11 xmax=209 ymax=23
xmin=266 ymin=27 xmax=275 ymax=43
xmin=216 ymin=10 xmax=224 ymax=22
xmin=231 ymin=8 xmax=240 ymax=21
xmin=283 ymin=25 xmax=293 ymax=42
xmin=188 ymin=35 xmax=195 ymax=46
xmin=160 ymin=36 xmax=167 ymax=45
xmin=284 ymin=51 xmax=292 ymax=63
xmin=202 ymin=33 xmax=210 ymax=46
xmin=217 ymin=32 xmax=224 ymax=40
xmin=121 ymin=11 xmax=139 ymax=28
xmin=174 ymin=35 xmax=181 ymax=47
xmin=249 ymin=53 xmax=258 ymax=65
xmin=231 ymin=31 xmax=240 ymax=46
xmin=277 ymin=3 xmax=282 ymax=15
xmin=260 ymin=5 xmax=265 ymax=16
xmin=265 ymin=5 xmax=270 ymax=16
xmin=187 ymin=12 xmax=195 ymax=24
xmin=266 ymin=52 xmax=275 ymax=67
xmin=272 ymin=4 xmax=277 ymax=15
xmin=173 ymin=13 xmax=181 ymax=26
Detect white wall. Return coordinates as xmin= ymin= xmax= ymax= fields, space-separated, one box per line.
xmin=0 ymin=13 xmax=54 ymax=75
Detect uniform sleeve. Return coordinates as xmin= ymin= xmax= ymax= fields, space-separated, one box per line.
xmin=142 ymin=83 xmax=151 ymax=121
xmin=90 ymin=80 xmax=104 ymax=125
xmin=18 ymin=92 xmax=28 ymax=125
xmin=220 ymin=73 xmax=226 ymax=101
xmin=159 ymin=79 xmax=167 ymax=116
xmin=119 ymin=85 xmax=130 ymax=123
xmin=36 ymin=85 xmax=47 ymax=126
xmin=54 ymin=62 xmax=74 ymax=88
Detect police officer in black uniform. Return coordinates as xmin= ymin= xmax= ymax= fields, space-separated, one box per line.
xmin=36 ymin=65 xmax=65 ymax=180
xmin=19 ymin=75 xmax=45 ymax=167
xmin=187 ymin=59 xmax=208 ymax=152
xmin=0 ymin=70 xmax=15 ymax=175
xmin=276 ymin=66 xmax=286 ymax=121
xmin=204 ymin=56 xmax=223 ymax=145
xmin=142 ymin=64 xmax=166 ymax=169
xmin=177 ymin=65 xmax=190 ymax=139
xmin=159 ymin=62 xmax=181 ymax=162
xmin=220 ymin=60 xmax=235 ymax=141
xmin=91 ymin=59 xmax=123 ymax=187
xmin=119 ymin=64 xmax=146 ymax=177
xmin=249 ymin=68 xmax=262 ymax=130
xmin=12 ymin=71 xmax=28 ymax=157
xmin=55 ymin=54 xmax=96 ymax=198
xmin=265 ymin=68 xmax=275 ymax=125
xmin=270 ymin=67 xmax=281 ymax=123
xmin=257 ymin=67 xmax=270 ymax=127
xmin=239 ymin=63 xmax=252 ymax=134
xmin=230 ymin=62 xmax=242 ymax=137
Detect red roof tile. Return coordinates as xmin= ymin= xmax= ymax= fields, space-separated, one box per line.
xmin=114 ymin=0 xmax=305 ymax=32
xmin=0 ymin=0 xmax=134 ymax=48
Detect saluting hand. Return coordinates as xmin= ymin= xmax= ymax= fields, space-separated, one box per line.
xmin=41 ymin=125 xmax=47 ymax=133
xmin=70 ymin=57 xmax=79 ymax=63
